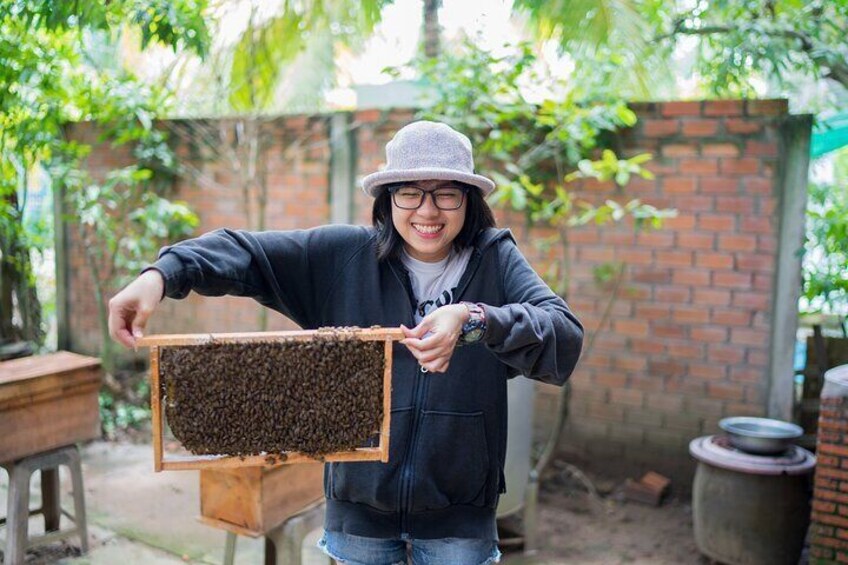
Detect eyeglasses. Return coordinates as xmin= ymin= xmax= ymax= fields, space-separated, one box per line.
xmin=389 ymin=185 xmax=468 ymax=210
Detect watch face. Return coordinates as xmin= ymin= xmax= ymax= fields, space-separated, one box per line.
xmin=463 ymin=327 xmax=485 ymax=343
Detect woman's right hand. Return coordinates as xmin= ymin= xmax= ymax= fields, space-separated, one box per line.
xmin=108 ymin=269 xmax=165 ymax=349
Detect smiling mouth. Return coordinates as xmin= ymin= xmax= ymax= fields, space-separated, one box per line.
xmin=412 ymin=223 xmax=444 ymax=234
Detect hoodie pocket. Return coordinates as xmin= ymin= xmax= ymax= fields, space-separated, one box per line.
xmin=411 ymin=410 xmax=490 ymax=512
xmin=330 ymin=406 xmax=412 ymax=512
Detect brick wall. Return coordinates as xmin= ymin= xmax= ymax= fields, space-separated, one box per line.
xmin=63 ymin=99 xmax=804 ymax=481
xmin=811 ymin=396 xmax=848 ymax=562
xmin=550 ymin=99 xmax=794 ymax=481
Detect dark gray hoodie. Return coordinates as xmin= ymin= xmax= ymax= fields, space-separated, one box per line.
xmin=151 ymin=224 xmax=583 ymax=540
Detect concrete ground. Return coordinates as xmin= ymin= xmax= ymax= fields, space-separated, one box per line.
xmin=0 ymin=441 xmax=328 ymax=564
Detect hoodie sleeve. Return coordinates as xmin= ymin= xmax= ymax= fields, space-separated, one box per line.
xmin=482 ymin=239 xmax=584 ymax=386
xmin=147 ymin=225 xmax=369 ymax=329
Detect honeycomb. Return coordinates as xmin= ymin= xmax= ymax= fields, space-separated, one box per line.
xmin=158 ymin=332 xmax=385 ymax=457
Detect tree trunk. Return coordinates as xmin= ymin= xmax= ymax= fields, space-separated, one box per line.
xmin=422 ymin=0 xmax=442 ymax=59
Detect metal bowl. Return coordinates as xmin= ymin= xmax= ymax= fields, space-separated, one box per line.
xmin=718 ymin=417 xmax=803 ymax=455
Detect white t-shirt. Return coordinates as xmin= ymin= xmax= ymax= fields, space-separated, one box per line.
xmin=401 ymin=247 xmax=473 ymax=324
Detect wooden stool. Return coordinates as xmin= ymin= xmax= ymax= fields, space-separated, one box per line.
xmin=1 ymin=445 xmax=89 ymax=565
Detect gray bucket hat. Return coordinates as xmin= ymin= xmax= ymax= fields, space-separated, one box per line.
xmin=361 ymin=120 xmax=496 ymax=196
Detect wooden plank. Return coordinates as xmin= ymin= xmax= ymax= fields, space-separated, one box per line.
xmin=0 ymin=351 xmax=101 ymax=384
xmin=200 ymin=467 xmax=263 ymax=533
xmin=137 ymin=327 xmax=404 ymax=347
xmin=196 ymin=516 xmax=264 ymax=538
xmin=381 ymin=338 xmax=392 ymax=463
xmin=150 ymin=346 xmax=162 ymax=473
xmin=161 ymin=447 xmax=384 ymax=470
xmin=260 ymin=463 xmax=324 ymax=531
xmin=148 ymin=328 xmax=398 ymax=471
xmin=0 ymin=378 xmax=100 ymax=412
xmin=0 ymin=391 xmax=100 ymax=463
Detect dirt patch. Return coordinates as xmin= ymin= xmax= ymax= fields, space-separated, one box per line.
xmin=501 ymin=461 xmax=708 ymax=564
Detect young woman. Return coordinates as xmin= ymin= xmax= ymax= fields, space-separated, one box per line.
xmin=108 ymin=120 xmax=583 ymax=565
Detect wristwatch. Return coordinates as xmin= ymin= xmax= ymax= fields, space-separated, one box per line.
xmin=459 ymin=302 xmax=487 ymax=345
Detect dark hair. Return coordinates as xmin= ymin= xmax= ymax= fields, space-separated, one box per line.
xmin=372 ymin=181 xmax=497 ymax=261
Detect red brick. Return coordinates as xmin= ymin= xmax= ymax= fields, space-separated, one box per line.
xmin=580 ymin=246 xmax=616 ymax=262
xmin=651 ymin=322 xmax=685 ymax=340
xmin=814 ymin=500 xmax=838 ymax=514
xmin=701 ymin=142 xmax=741 ymax=158
xmin=744 ymin=140 xmax=778 ymax=157
xmin=654 ymin=286 xmax=692 ymax=303
xmin=643 ymin=119 xmax=680 ymax=137
xmin=817 ymin=489 xmax=848 ymax=506
xmin=739 ymin=216 xmax=774 ymax=234
xmin=730 ymin=328 xmax=769 ymax=347
xmin=699 ymin=176 xmax=739 ymax=194
xmin=753 ymin=273 xmax=772 ymax=292
xmin=732 ymin=291 xmax=770 ymax=309
xmin=664 ymin=214 xmax=696 ymax=230
xmin=672 ymin=269 xmax=711 ymax=286
xmin=663 ymin=176 xmax=697 ymax=193
xmin=707 ymin=381 xmax=745 ymax=400
xmin=713 ymin=271 xmax=753 ymax=289
xmin=656 ymin=250 xmax=693 ymax=267
xmin=673 ymin=195 xmax=714 ymax=211
xmin=695 ymin=252 xmax=734 ymax=269
xmin=614 ymin=319 xmax=650 ymax=337
xmin=682 ymin=119 xmax=719 ymax=136
xmin=661 ymin=143 xmax=699 ymax=157
xmin=677 ymin=232 xmax=715 ymax=250
xmin=648 ymin=360 xmax=686 ymax=378
xmin=632 ymin=268 xmax=671 ymax=284
xmin=693 ymin=288 xmax=732 ymax=306
xmin=708 ymin=343 xmax=746 ymax=364
xmin=689 ymin=362 xmax=727 ymax=380
xmin=729 ymin=367 xmax=763 ymax=383
xmin=631 ymin=342 xmax=667 ymax=358
xmin=595 ymin=371 xmax=629 ymax=388
xmin=661 ymin=101 xmax=703 ymax=116
xmin=692 ymin=326 xmax=729 ymax=343
xmin=746 ymin=348 xmax=768 ymax=367
xmin=679 ymin=159 xmax=719 ymax=175
xmin=742 ymin=177 xmax=773 ymax=195
xmin=746 ymin=99 xmax=788 ymax=116
xmin=721 ymin=158 xmax=760 ymax=175
xmin=719 ymin=233 xmax=757 ymax=252
xmin=635 ymin=304 xmax=671 ymax=320
xmin=725 ymin=119 xmax=763 ymax=135
xmin=703 ymin=100 xmax=744 ymax=117
xmin=667 ymin=342 xmax=704 ymax=360
xmin=636 ymin=232 xmax=675 ymax=248
xmin=716 ymin=196 xmax=755 ymax=214
xmin=613 ymin=355 xmax=647 ymax=371
xmin=673 ymin=306 xmax=710 ymax=324
xmin=820 ymin=444 xmax=848 ymax=458
xmin=698 ymin=213 xmax=736 ymax=231
xmin=610 ymin=388 xmax=645 ymax=407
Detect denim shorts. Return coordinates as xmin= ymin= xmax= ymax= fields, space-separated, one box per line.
xmin=318 ymin=530 xmax=501 ymax=565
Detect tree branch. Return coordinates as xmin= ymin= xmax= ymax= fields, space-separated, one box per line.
xmin=656 ymin=21 xmax=848 ymax=90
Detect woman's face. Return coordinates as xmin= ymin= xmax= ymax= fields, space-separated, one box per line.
xmin=391 ymin=179 xmax=467 ymax=262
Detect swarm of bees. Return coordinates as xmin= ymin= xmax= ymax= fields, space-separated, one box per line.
xmin=159 ymin=331 xmax=384 ymax=457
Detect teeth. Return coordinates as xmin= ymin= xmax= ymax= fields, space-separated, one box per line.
xmin=413 ymin=224 xmax=443 ymax=234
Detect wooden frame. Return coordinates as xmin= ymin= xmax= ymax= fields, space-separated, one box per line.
xmin=138 ymin=328 xmax=402 ymax=472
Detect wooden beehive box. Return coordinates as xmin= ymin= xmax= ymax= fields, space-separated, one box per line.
xmin=0 ymin=351 xmax=102 ymax=463
xmin=139 ymin=328 xmax=400 ymax=471
xmin=198 ymin=463 xmax=324 ymax=536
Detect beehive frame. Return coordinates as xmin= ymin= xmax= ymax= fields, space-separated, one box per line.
xmin=139 ymin=328 xmax=402 ymax=471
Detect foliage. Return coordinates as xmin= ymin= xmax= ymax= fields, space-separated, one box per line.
xmin=513 ymin=0 xmax=848 ymax=98
xmin=226 ymin=0 xmax=394 ymax=113
xmin=402 ymin=39 xmax=674 ymax=296
xmin=0 ymin=1 xmax=207 ymax=369
xmin=803 ymin=160 xmax=848 ymax=315
xmin=99 ymin=379 xmax=152 ymax=439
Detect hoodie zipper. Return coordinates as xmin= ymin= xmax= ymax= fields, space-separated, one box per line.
xmin=388 ymin=246 xmax=486 ymax=536
xmin=389 ymin=261 xmax=423 ymax=536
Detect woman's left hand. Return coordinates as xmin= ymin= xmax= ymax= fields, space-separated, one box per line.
xmin=401 ymin=304 xmax=469 ymax=373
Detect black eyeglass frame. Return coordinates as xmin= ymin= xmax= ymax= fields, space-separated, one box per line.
xmin=387 ymin=185 xmax=469 ymax=211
